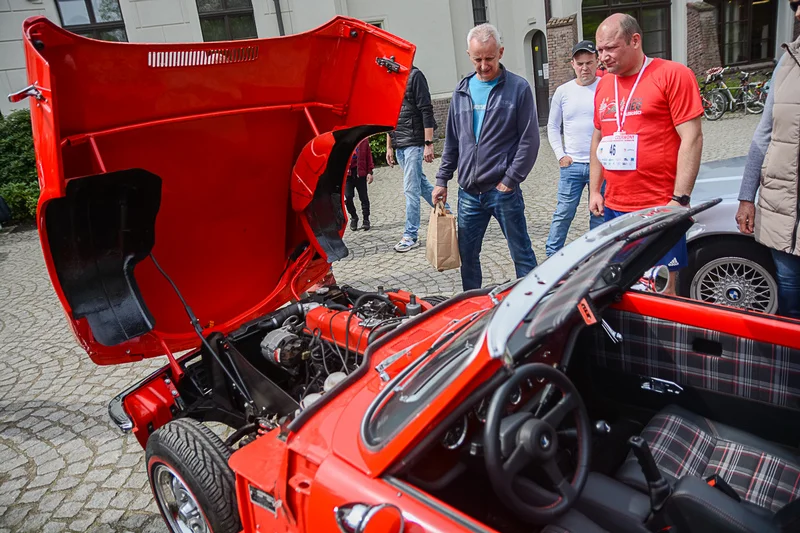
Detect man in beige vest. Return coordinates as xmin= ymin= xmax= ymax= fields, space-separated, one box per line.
xmin=736 ymin=1 xmax=800 ymax=318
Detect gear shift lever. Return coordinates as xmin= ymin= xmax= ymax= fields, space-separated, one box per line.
xmin=628 ymin=436 xmax=672 ymax=512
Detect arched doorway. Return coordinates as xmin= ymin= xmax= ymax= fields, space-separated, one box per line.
xmin=530 ymin=30 xmax=549 ymax=126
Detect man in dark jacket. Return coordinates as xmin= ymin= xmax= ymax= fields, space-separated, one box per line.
xmin=346 ymin=137 xmax=375 ymax=231
xmin=386 ymin=66 xmax=437 ymax=252
xmin=433 ymin=23 xmax=539 ymax=290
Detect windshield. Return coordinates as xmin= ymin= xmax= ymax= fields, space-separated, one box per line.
xmin=364 ymin=309 xmax=493 ymax=447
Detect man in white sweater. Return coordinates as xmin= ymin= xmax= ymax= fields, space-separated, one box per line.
xmin=545 ymin=40 xmax=603 ymax=257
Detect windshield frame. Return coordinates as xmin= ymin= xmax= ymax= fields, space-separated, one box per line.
xmin=361 ymin=309 xmax=493 ymax=450
xmin=486 ymin=202 xmax=718 ymax=359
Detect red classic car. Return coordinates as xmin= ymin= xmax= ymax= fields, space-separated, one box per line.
xmin=16 ymin=15 xmax=800 ymax=533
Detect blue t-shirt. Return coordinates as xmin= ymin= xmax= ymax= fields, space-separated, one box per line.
xmin=469 ymin=75 xmax=499 ymax=142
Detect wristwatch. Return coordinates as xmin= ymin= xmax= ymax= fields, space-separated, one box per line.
xmin=424 ymin=140 xmax=433 ymax=146
xmin=671 ymin=194 xmax=691 ymax=206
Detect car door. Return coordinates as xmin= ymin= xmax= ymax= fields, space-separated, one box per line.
xmin=577 ymin=291 xmax=800 ymax=447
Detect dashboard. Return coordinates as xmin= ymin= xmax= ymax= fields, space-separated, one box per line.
xmin=407 ymin=343 xmax=564 ymax=486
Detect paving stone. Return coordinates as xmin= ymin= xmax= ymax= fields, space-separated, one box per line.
xmin=18 ymin=487 xmax=47 ymax=504
xmin=68 ymin=513 xmax=96 ymax=532
xmin=85 ymin=468 xmax=112 ymax=484
xmin=85 ymin=489 xmax=116 ymax=509
xmin=99 ymin=509 xmax=125 ymax=524
xmin=52 ymin=475 xmax=80 ymax=491
xmin=36 ymin=457 xmax=65 ymax=476
xmin=28 ymin=471 xmax=58 ymax=489
xmin=2 ymin=503 xmax=32 ymax=527
xmin=42 ymin=522 xmax=67 ymax=533
xmin=53 ymin=500 xmax=84 ymax=519
xmin=39 ymin=491 xmax=67 ymax=513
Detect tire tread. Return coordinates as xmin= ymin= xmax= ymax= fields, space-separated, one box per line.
xmin=146 ymin=418 xmax=241 ymax=533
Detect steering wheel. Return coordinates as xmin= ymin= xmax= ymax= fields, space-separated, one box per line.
xmin=483 ymin=363 xmax=591 ymax=524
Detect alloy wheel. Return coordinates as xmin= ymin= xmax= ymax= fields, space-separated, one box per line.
xmin=152 ymin=463 xmax=210 ymax=533
xmin=690 ymin=257 xmax=777 ymax=314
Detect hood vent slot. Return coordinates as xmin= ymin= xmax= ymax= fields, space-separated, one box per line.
xmin=148 ymin=46 xmax=259 ymax=68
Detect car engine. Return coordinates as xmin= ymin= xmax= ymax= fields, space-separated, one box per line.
xmin=177 ymin=284 xmax=431 ymax=435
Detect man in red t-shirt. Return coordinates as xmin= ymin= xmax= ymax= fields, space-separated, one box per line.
xmin=588 ymin=13 xmax=703 ymax=294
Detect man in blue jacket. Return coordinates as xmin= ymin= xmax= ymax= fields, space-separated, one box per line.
xmin=433 ymin=23 xmax=539 ymax=291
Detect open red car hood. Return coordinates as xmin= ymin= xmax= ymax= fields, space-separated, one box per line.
xmin=20 ymin=16 xmax=413 ymax=365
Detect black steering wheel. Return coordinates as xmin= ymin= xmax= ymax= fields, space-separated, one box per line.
xmin=483 ymin=363 xmax=591 ymax=524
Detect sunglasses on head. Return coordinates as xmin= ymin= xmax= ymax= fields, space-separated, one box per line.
xmin=793 ymin=1 xmax=800 ymax=12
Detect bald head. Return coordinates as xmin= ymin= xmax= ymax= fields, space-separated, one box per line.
xmin=595 ymin=13 xmax=645 ymax=76
xmin=597 ymin=13 xmax=643 ymax=44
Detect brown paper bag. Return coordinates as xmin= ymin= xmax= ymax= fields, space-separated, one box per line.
xmin=426 ymin=201 xmax=461 ymax=272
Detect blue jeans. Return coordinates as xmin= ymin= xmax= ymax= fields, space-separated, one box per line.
xmin=457 ymin=187 xmax=537 ymax=291
xmin=396 ymin=146 xmax=435 ymax=241
xmin=545 ymin=163 xmax=604 ymax=257
xmin=770 ymin=249 xmax=800 ymax=319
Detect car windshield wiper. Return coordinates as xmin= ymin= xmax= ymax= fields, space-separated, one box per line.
xmin=389 ymin=311 xmax=487 ymax=395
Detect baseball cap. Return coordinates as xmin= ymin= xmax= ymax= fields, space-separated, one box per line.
xmin=572 ymin=40 xmax=597 ymax=57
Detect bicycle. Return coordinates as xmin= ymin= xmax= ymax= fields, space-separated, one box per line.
xmin=703 ymin=67 xmax=764 ymax=116
xmin=700 ymin=69 xmax=726 ymax=120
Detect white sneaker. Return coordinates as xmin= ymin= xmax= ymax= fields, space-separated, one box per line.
xmin=394 ymin=237 xmax=419 ymax=252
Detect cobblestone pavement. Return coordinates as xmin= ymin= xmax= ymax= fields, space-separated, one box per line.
xmin=0 ymin=113 xmax=759 ymax=532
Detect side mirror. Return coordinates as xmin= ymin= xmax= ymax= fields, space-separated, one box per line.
xmin=632 ymin=265 xmax=670 ymax=293
xmin=335 ymin=502 xmax=405 ymax=533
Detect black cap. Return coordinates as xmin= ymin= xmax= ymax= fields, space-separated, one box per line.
xmin=572 ymin=40 xmax=597 ymax=57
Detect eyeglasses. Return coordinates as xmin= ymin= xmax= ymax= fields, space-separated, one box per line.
xmin=792 ymin=1 xmax=800 ymax=13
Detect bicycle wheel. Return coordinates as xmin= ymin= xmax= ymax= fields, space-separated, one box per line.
xmin=703 ymin=90 xmax=726 ymax=121
xmin=745 ymin=90 xmax=765 ymax=114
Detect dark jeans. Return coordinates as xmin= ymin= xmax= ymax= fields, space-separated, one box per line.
xmin=345 ymin=173 xmax=370 ymax=219
xmin=770 ymin=249 xmax=800 ymax=319
xmin=457 ymin=187 xmax=537 ymax=291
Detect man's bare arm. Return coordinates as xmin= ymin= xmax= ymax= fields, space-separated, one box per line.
xmin=588 ymin=128 xmax=605 ymax=217
xmin=589 ymin=128 xmax=603 ymax=195
xmin=673 ymin=117 xmax=703 ymax=198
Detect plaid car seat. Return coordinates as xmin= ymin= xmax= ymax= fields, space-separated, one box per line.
xmin=618 ymin=405 xmax=800 ymax=515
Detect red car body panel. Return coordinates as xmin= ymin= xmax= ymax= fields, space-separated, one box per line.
xmin=20 ymin=15 xmax=414 ymax=365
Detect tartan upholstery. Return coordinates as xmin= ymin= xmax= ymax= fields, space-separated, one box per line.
xmin=623 ymin=411 xmax=800 ymax=513
xmin=593 ymin=310 xmax=800 ymax=409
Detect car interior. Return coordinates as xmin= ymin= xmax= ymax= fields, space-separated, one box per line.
xmin=387 ymin=218 xmax=800 ymax=533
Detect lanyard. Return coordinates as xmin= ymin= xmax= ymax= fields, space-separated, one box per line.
xmin=613 ymin=56 xmax=649 ymax=132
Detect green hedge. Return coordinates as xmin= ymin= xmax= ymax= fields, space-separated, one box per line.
xmin=0 ymin=110 xmax=39 ymax=222
xmin=369 ymin=133 xmax=388 ymax=166
xmin=0 ymin=182 xmax=38 ymax=220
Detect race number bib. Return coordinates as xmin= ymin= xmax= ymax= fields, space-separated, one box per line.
xmin=597 ymin=133 xmax=638 ymax=171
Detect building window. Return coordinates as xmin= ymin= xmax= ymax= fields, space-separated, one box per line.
xmin=196 ymin=0 xmax=258 ymax=42
xmin=581 ymin=1 xmax=672 ymax=60
xmin=707 ymin=0 xmax=777 ymax=65
xmin=472 ymin=0 xmax=488 ymax=26
xmin=367 ymin=21 xmax=383 ymax=29
xmin=55 ymin=0 xmax=127 ymax=42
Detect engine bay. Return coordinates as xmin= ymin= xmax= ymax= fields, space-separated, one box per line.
xmin=157 ymin=285 xmax=437 ymax=440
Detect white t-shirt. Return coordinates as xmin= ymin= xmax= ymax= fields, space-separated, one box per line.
xmin=547 ymin=78 xmax=599 ymax=164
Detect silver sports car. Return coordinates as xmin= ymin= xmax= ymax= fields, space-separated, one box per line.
xmin=682 ymin=156 xmax=778 ymax=314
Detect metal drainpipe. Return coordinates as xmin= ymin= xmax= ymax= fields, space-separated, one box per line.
xmin=273 ymin=0 xmax=285 ymax=36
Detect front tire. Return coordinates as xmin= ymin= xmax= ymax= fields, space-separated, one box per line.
xmin=679 ymin=237 xmax=778 ymax=314
xmin=703 ymin=90 xmax=726 ymax=121
xmin=146 ymin=418 xmax=242 ymax=533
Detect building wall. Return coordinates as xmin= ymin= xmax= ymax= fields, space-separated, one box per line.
xmin=345 ymin=0 xmax=459 ymax=98
xmin=121 ymin=0 xmax=202 ymax=43
xmin=1 ymin=0 xmax=60 ymax=117
xmin=546 ymin=15 xmax=578 ymax=99
xmin=686 ymin=2 xmax=720 ymax=76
